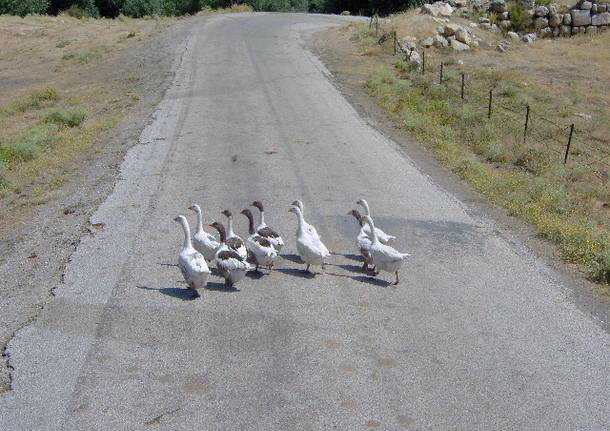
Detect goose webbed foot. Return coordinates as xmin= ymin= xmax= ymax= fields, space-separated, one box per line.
xmin=393 ymin=272 xmax=399 ymax=285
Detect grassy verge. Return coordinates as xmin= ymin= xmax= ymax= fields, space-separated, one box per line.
xmin=348 ymin=21 xmax=609 ymax=285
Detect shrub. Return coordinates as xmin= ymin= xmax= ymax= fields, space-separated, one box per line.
xmin=340 ymin=10 xmax=350 ymax=14
xmin=0 ymin=0 xmax=50 ymax=16
xmin=0 ymin=159 xmax=7 ymax=188
xmin=120 ymin=0 xmax=162 ymax=17
xmin=509 ymin=3 xmax=532 ymax=31
xmin=44 ymin=107 xmax=87 ymax=127
xmin=9 ymin=87 xmax=59 ymax=113
xmin=14 ymin=124 xmax=59 ymax=160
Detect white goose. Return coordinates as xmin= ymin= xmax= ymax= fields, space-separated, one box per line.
xmin=209 ymin=221 xmax=251 ymax=287
xmin=347 ymin=209 xmax=374 ymax=272
xmin=173 ymin=215 xmax=210 ymax=297
xmin=187 ymin=204 xmax=220 ymax=261
xmin=288 ymin=205 xmax=330 ymax=273
xmin=240 ymin=208 xmax=278 ymax=271
xmin=362 ymin=215 xmax=409 ymax=285
xmin=356 ymin=199 xmax=396 ymax=244
xmin=250 ymin=200 xmax=284 ymax=252
xmin=291 ymin=199 xmax=320 ymax=240
xmin=221 ymin=209 xmax=248 ymax=260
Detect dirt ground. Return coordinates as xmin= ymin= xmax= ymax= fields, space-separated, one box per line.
xmin=0 ymin=15 xmax=200 ymax=392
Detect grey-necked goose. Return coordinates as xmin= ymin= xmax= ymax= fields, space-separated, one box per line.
xmin=173 ymin=215 xmax=210 ymax=297
xmin=240 ymin=208 xmax=278 ymax=271
xmin=221 ymin=209 xmax=248 ymax=260
xmin=356 ymin=199 xmax=396 ymax=244
xmin=250 ymin=200 xmax=284 ymax=252
xmin=348 ymin=209 xmax=374 ymax=272
xmin=209 ymin=221 xmax=251 ymax=287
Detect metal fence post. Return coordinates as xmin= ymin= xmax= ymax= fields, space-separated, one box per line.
xmin=564 ymin=124 xmax=575 ymax=164
xmin=523 ymin=105 xmax=530 ymax=144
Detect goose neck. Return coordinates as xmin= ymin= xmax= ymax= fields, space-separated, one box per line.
xmin=180 ymin=218 xmax=193 ymax=250
xmin=226 ymin=216 xmax=235 ymax=237
xmin=363 ymin=216 xmax=379 ymax=244
xmin=195 ymin=206 xmax=203 ymax=233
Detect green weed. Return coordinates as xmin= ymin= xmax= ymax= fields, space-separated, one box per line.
xmin=44 ymin=107 xmax=87 ymax=127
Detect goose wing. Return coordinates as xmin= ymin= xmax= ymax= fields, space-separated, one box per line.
xmin=216 ymin=249 xmax=250 ymax=272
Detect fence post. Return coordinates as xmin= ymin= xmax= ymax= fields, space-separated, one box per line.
xmin=421 ymin=50 xmax=425 ymax=74
xmin=375 ymin=17 xmax=379 ymax=37
xmin=564 ymin=124 xmax=575 ymax=164
xmin=523 ymin=105 xmax=530 ymax=144
xmin=369 ymin=15 xmax=373 ymax=29
xmin=393 ymin=31 xmax=397 ymax=55
xmin=439 ymin=62 xmax=444 ymax=85
xmin=460 ymin=73 xmax=465 ymax=100
xmin=488 ymin=89 xmax=493 ymax=119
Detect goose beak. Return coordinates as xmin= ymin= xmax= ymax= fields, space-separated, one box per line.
xmin=173 ymin=217 xmax=179 ymax=222
xmin=187 ymin=206 xmax=194 ymax=210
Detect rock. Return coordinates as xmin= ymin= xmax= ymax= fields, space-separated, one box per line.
xmin=443 ymin=23 xmax=462 ymax=36
xmin=500 ymin=19 xmax=512 ymax=29
xmin=447 ymin=35 xmax=457 ymax=41
xmin=480 ymin=22 xmax=493 ymax=30
xmin=479 ymin=16 xmax=490 ymax=23
xmin=399 ymin=41 xmax=417 ymax=52
xmin=571 ymin=9 xmax=592 ymax=26
xmin=496 ymin=43 xmax=509 ymax=52
xmin=471 ymin=0 xmax=490 ymax=11
xmin=433 ymin=34 xmax=449 ymax=47
xmin=563 ymin=13 xmax=572 ymax=25
xmin=552 ymin=26 xmax=560 ymax=36
xmin=592 ymin=12 xmax=610 ymax=25
xmin=507 ymin=31 xmax=520 ymax=41
xmin=455 ymin=27 xmax=472 ymax=43
xmin=522 ymin=33 xmax=537 ymax=42
xmin=585 ymin=25 xmax=598 ymax=34
xmin=469 ymin=22 xmax=479 ymax=27
xmin=539 ymin=26 xmax=553 ymax=37
xmin=518 ymin=0 xmax=534 ymax=8
xmin=407 ymin=50 xmax=422 ymax=65
xmin=592 ymin=4 xmax=598 ymax=13
xmin=456 ymin=7 xmax=469 ymax=16
xmin=490 ymin=0 xmax=508 ymax=13
xmin=580 ymin=1 xmax=592 ymax=10
xmin=535 ymin=5 xmax=549 ymax=16
xmin=491 ymin=23 xmax=499 ymax=31
xmin=499 ymin=11 xmax=509 ymax=19
xmin=421 ymin=2 xmax=455 ymax=17
xmin=471 ymin=39 xmax=480 ymax=47
xmin=534 ymin=17 xmax=549 ymax=28
xmin=450 ymin=39 xmax=470 ymax=50
xmin=599 ymin=5 xmax=607 ymax=13
xmin=560 ymin=25 xmax=572 ymax=35
xmin=575 ymin=112 xmax=592 ymax=120
xmin=421 ymin=37 xmax=435 ymax=47
xmin=548 ymin=4 xmax=558 ymax=14
xmin=549 ymin=14 xmax=562 ymax=27
xmin=457 ymin=59 xmax=464 ymax=65
xmin=455 ymin=0 xmax=469 ymax=6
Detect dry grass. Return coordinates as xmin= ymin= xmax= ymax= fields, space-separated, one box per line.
xmin=332 ymin=16 xmax=610 ymax=284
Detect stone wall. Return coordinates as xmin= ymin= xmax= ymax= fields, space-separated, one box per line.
xmin=529 ymin=0 xmax=610 ymax=37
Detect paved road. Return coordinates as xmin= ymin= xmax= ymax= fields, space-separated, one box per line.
xmin=2 ymin=12 xmax=609 ymax=430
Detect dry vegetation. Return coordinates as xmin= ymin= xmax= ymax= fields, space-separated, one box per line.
xmin=327 ymin=13 xmax=609 ymax=285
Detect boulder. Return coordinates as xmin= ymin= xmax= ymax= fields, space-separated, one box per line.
xmin=507 ymin=31 xmax=520 ymax=41
xmin=443 ymin=23 xmax=462 ymax=36
xmin=534 ymin=17 xmax=549 ymax=28
xmin=580 ymin=1 xmax=592 ymax=10
xmin=563 ymin=13 xmax=572 ymax=25
xmin=471 ymin=0 xmax=490 ymax=11
xmin=480 ymin=22 xmax=493 ymax=30
xmin=591 ymin=4 xmax=598 ymax=13
xmin=571 ymin=9 xmax=592 ymax=26
xmin=455 ymin=0 xmax=469 ymax=6
xmin=479 ymin=16 xmax=490 ymax=23
xmin=535 ymin=6 xmax=549 ymax=16
xmin=521 ymin=32 xmax=537 ymax=42
xmin=450 ymin=39 xmax=470 ymax=50
xmin=407 ymin=50 xmax=422 ymax=65
xmin=433 ymin=34 xmax=449 ymax=47
xmin=599 ymin=5 xmax=607 ymax=12
xmin=489 ymin=0 xmax=508 ymax=12
xmin=552 ymin=26 xmax=560 ymax=36
xmin=455 ymin=27 xmax=472 ymax=43
xmin=421 ymin=2 xmax=455 ymax=17
xmin=499 ymin=11 xmax=509 ymax=19
xmin=518 ymin=0 xmax=535 ymax=8
xmin=549 ymin=13 xmax=562 ymax=27
xmin=471 ymin=40 xmax=480 ymax=47
xmin=591 ymin=12 xmax=610 ymax=25
xmin=548 ymin=3 xmax=557 ymax=14
xmin=399 ymin=40 xmax=417 ymax=52
xmin=500 ymin=19 xmax=512 ymax=29
xmin=585 ymin=25 xmax=598 ymax=34
xmin=491 ymin=23 xmax=499 ymax=31
xmin=560 ymin=25 xmax=572 ymax=35
xmin=421 ymin=37 xmax=435 ymax=47
xmin=496 ymin=43 xmax=509 ymax=52
xmin=539 ymin=26 xmax=553 ymax=37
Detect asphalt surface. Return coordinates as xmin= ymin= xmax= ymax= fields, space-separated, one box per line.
xmin=1 ymin=12 xmax=609 ymax=430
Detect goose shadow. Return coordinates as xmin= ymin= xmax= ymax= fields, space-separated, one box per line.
xmin=157 ymin=262 xmax=179 ymax=268
xmin=350 ymin=276 xmax=392 ymax=287
xmin=336 ymin=263 xmax=367 ymax=274
xmin=330 ymin=252 xmax=363 ymax=262
xmin=204 ymin=281 xmax=239 ymax=292
xmin=280 ymin=254 xmax=303 ymax=264
xmin=137 ymin=285 xmax=199 ymax=301
xmin=246 ymin=270 xmax=266 ymax=279
xmin=275 ymin=268 xmax=316 ymax=279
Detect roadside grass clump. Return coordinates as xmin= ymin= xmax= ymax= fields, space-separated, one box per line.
xmin=44 ymin=107 xmax=87 ymax=127
xmin=13 ymin=124 xmax=60 ymax=161
xmin=0 ymin=87 xmax=60 ymax=116
xmin=62 ymin=46 xmax=111 ymax=64
xmin=363 ymin=64 xmax=610 ymax=284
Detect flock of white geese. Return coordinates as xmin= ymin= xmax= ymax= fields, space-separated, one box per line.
xmin=173 ymin=199 xmax=409 ymax=297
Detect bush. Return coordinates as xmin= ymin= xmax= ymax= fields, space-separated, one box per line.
xmin=120 ymin=0 xmax=162 ymax=16
xmin=0 ymin=0 xmax=50 ymax=16
xmin=509 ymin=3 xmax=531 ymax=31
xmin=44 ymin=107 xmax=87 ymax=127
xmin=14 ymin=124 xmax=59 ymax=161
xmin=0 ymin=159 xmax=7 ymax=188
xmin=10 ymin=87 xmax=60 ymax=113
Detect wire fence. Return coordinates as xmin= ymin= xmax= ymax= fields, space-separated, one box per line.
xmin=368 ymin=17 xmax=610 ymax=175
